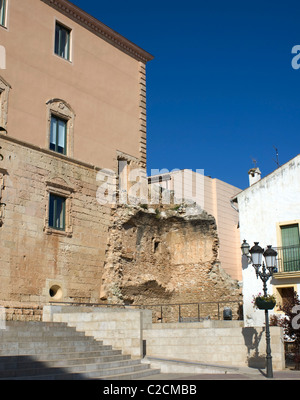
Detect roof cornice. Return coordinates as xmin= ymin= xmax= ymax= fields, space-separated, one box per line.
xmin=41 ymin=0 xmax=154 ymax=63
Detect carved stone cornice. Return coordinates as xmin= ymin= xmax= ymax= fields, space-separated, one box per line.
xmin=41 ymin=0 xmax=154 ymax=63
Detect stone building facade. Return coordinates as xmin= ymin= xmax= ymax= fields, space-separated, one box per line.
xmin=0 ymin=134 xmax=111 ymax=305
xmin=0 ymin=0 xmax=242 ymax=320
xmin=0 ymin=0 xmax=153 ymax=317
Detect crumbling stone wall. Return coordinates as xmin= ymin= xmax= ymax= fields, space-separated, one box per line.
xmin=100 ymin=204 xmax=242 ymax=320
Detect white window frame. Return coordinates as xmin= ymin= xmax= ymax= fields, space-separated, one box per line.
xmin=0 ymin=75 xmax=10 ymax=131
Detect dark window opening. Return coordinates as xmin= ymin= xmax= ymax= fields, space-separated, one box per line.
xmin=49 ymin=194 xmax=66 ymax=231
xmin=50 ymin=115 xmax=67 ymax=155
xmin=0 ymin=0 xmax=6 ymax=27
xmin=55 ymin=22 xmax=71 ymax=60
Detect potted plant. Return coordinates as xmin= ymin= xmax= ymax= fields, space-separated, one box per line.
xmin=252 ymin=293 xmax=276 ymax=310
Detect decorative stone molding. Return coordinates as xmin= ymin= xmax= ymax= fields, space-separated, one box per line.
xmin=138 ymin=62 xmax=147 ymax=169
xmin=44 ymin=176 xmax=75 ymax=237
xmin=116 ymin=150 xmax=147 ymax=205
xmin=0 ymin=75 xmax=11 ymax=132
xmin=0 ymin=167 xmax=7 ymax=227
xmin=41 ymin=0 xmax=154 ymax=63
xmin=46 ymin=98 xmax=75 ymax=157
xmin=116 ymin=150 xmax=141 ymax=167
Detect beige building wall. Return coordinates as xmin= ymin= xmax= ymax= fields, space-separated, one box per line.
xmin=204 ymin=176 xmax=241 ymax=281
xmin=149 ymin=170 xmax=242 ymax=281
xmin=1 ymin=0 xmax=152 ymax=170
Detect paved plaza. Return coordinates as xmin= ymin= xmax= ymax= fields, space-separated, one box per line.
xmin=139 ymin=367 xmax=300 ymax=380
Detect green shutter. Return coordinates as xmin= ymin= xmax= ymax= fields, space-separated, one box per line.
xmin=281 ymin=224 xmax=300 ymax=246
xmin=281 ymin=224 xmax=300 ymax=272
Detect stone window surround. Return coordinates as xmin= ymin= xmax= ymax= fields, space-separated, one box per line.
xmin=0 ymin=167 xmax=7 ymax=227
xmin=0 ymin=75 xmax=11 ymax=132
xmin=44 ymin=177 xmax=74 ymax=237
xmin=46 ymin=98 xmax=75 ymax=158
xmin=273 ymin=284 xmax=297 ymax=314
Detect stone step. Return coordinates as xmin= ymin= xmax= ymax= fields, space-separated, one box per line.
xmin=0 ymin=338 xmax=101 ymax=346
xmin=22 ymin=349 xmax=124 ymax=361
xmin=4 ymin=363 xmax=158 ymax=380
xmin=103 ymin=367 xmax=161 ymax=381
xmin=0 ymin=353 xmax=131 ymax=371
xmin=0 ymin=321 xmax=161 ymax=380
xmin=4 ymin=321 xmax=78 ymax=330
xmin=0 ymin=324 xmax=88 ymax=334
xmin=0 ymin=338 xmax=112 ymax=349
xmin=0 ymin=333 xmax=99 ymax=342
xmin=0 ymin=344 xmax=115 ymax=356
xmin=0 ymin=358 xmax=144 ymax=378
xmin=0 ymin=323 xmax=91 ymax=340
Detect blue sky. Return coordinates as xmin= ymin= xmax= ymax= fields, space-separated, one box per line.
xmin=72 ymin=0 xmax=300 ymax=190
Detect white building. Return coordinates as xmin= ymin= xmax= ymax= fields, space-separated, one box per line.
xmin=232 ymin=154 xmax=300 ymax=326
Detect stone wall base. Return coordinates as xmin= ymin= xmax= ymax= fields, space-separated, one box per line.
xmin=0 ymin=302 xmax=43 ymax=321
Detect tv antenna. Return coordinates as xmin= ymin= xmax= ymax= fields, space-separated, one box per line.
xmin=251 ymin=158 xmax=258 ymax=168
xmin=273 ymin=146 xmax=280 ymax=167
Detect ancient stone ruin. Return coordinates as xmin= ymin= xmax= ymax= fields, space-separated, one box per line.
xmin=100 ymin=204 xmax=242 ymax=322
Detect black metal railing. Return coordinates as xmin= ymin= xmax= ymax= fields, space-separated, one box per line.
xmin=275 ymin=245 xmax=300 ymax=274
xmin=136 ymin=300 xmax=243 ymax=323
xmin=49 ymin=300 xmax=243 ymax=324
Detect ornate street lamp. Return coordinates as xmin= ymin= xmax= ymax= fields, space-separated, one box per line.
xmin=241 ymin=239 xmax=250 ymax=257
xmin=241 ymin=240 xmax=278 ymax=379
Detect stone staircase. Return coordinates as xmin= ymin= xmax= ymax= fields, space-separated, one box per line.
xmin=0 ymin=321 xmax=160 ymax=380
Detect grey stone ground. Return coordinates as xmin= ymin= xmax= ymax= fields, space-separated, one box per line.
xmin=138 ymin=367 xmax=300 ymax=380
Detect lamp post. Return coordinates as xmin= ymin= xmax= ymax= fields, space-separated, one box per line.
xmin=241 ymin=240 xmax=278 ymax=379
